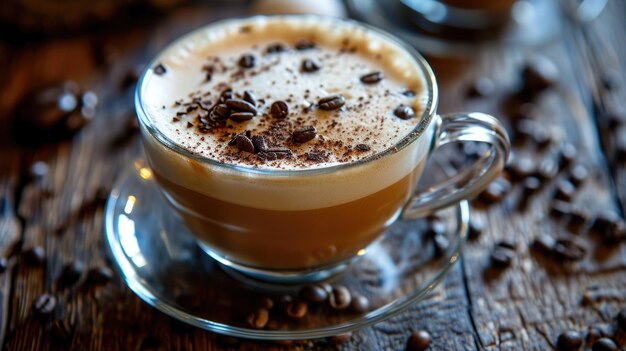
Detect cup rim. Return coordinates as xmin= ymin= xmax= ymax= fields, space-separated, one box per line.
xmin=135 ymin=14 xmax=438 ymax=177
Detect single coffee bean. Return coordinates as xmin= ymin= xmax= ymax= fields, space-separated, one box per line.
xmin=225 ymin=99 xmax=257 ymax=115
xmin=265 ymin=43 xmax=286 ymax=54
xmin=286 ymin=301 xmax=308 ymax=319
xmin=301 ymin=59 xmax=321 ymax=73
xmin=468 ymin=217 xmax=485 ymax=240
xmin=238 ymin=54 xmax=256 ymax=68
xmin=558 ymin=143 xmax=577 ymax=170
xmin=537 ymin=158 xmax=559 ymax=181
xmin=553 ymin=179 xmax=576 ymax=202
xmin=256 ymin=296 xmax=274 ymax=310
xmin=350 ymin=295 xmax=370 ymax=313
xmin=299 ymin=285 xmax=328 ymax=303
xmin=328 ymin=333 xmax=352 ymax=345
xmin=522 ymin=176 xmax=542 ymax=196
xmin=33 ymin=294 xmax=57 ymax=316
xmin=243 ymin=90 xmax=257 ymax=106
xmin=506 ymin=157 xmax=536 ymax=181
xmin=407 ymin=330 xmax=431 ymax=351
xmin=496 ymin=240 xmax=517 ymax=251
xmin=532 ymin=129 xmax=553 ymax=150
xmin=87 ymin=266 xmax=114 ymax=284
xmin=251 ymin=135 xmax=269 ymax=152
xmin=355 ymin=144 xmax=371 ymax=151
xmin=592 ymin=338 xmax=617 ymax=351
xmin=553 ymin=237 xmax=587 ymax=261
xmin=617 ymin=309 xmax=626 ymax=331
xmin=532 ymin=234 xmax=556 ymax=254
xmin=24 ymin=246 xmax=46 ymax=265
xmin=277 ymin=294 xmax=293 ymax=308
xmin=270 ymin=101 xmax=289 ymax=119
xmin=153 ymin=63 xmax=167 ymax=75
xmin=0 ymin=257 xmax=8 ymax=273
xmin=210 ymin=104 xmax=230 ymax=120
xmin=479 ymin=178 xmax=511 ymax=204
xmin=491 ymin=246 xmax=515 ymax=268
xmin=568 ymin=164 xmax=588 ymax=187
xmin=433 ymin=233 xmax=449 ymax=258
xmin=318 ymin=95 xmax=345 ymax=110
xmin=586 ymin=326 xmax=603 ymax=345
xmin=246 ymin=308 xmax=269 ymax=328
xmin=360 ymin=71 xmax=384 ymax=84
xmin=556 ymin=330 xmax=583 ymax=350
xmin=466 ymin=77 xmax=495 ymax=98
xmin=550 ymin=200 xmax=572 ymax=219
xmin=51 ymin=319 xmax=73 ymax=342
xmin=234 ymin=135 xmax=255 ymax=153
xmin=292 ymin=126 xmax=317 ymax=143
xmin=394 ymin=104 xmax=415 ymax=120
xmin=521 ymin=56 xmax=558 ymax=95
xmin=229 ymin=112 xmax=254 ymax=122
xmin=60 ymin=261 xmax=84 ymax=285
xmin=567 ymin=210 xmax=589 ymax=233
xmin=329 ymin=286 xmax=351 ymax=310
xmin=295 ymin=39 xmax=316 ymax=50
xmin=589 ymin=211 xmax=623 ymax=240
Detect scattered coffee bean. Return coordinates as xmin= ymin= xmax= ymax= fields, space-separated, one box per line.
xmin=520 ymin=56 xmax=558 ymax=95
xmin=24 ymin=246 xmax=46 ymax=265
xmin=229 ymin=112 xmax=254 ymax=122
xmin=589 ymin=211 xmax=623 ymax=239
xmin=506 ymin=157 xmax=536 ymax=181
xmin=153 ymin=63 xmax=167 ymax=75
xmin=306 ymin=151 xmax=325 ymax=162
xmin=225 ymin=99 xmax=257 ymax=115
xmin=299 ymin=285 xmax=328 ymax=303
xmin=407 ymin=330 xmax=431 ymax=351
xmin=60 ymin=261 xmax=84 ymax=286
xmin=295 ymin=39 xmax=316 ymax=50
xmin=497 ymin=240 xmax=517 ymax=251
xmin=292 ymin=126 xmax=317 ymax=143
xmin=247 ymin=308 xmax=269 ymax=328
xmin=270 ymin=101 xmax=289 ymax=119
xmin=607 ymin=111 xmax=625 ymax=129
xmin=433 ymin=233 xmax=449 ymax=257
xmin=553 ymin=237 xmax=587 ymax=261
xmin=536 ymin=158 xmax=559 ymax=181
xmin=394 ymin=104 xmax=415 ymax=120
xmin=617 ymin=309 xmax=626 ymax=331
xmin=568 ymin=164 xmax=588 ymax=187
xmin=350 ymin=295 xmax=370 ymax=313
xmin=210 ymin=104 xmax=230 ymax=120
xmin=318 ymin=95 xmax=345 ymax=110
xmin=251 ymin=135 xmax=269 ymax=152
xmin=301 ymin=59 xmax=321 ymax=73
xmin=329 ymin=286 xmax=351 ymax=310
xmin=87 ymin=266 xmax=114 ymax=284
xmin=558 ymin=143 xmax=577 ymax=170
xmin=265 ymin=43 xmax=286 ymax=54
xmin=51 ymin=319 xmax=73 ymax=342
xmin=33 ymin=294 xmax=57 ymax=316
xmin=29 ymin=161 xmax=49 ymax=182
xmin=466 ymin=77 xmax=495 ymax=98
xmin=243 ymin=90 xmax=257 ymax=106
xmin=479 ymin=178 xmax=511 ymax=204
xmin=256 ymin=297 xmax=274 ymax=310
xmin=355 ymin=144 xmax=370 ymax=151
xmin=286 ymin=301 xmax=308 ymax=319
xmin=360 ymin=71 xmax=384 ymax=84
xmin=238 ymin=54 xmax=256 ymax=68
xmin=234 ymin=135 xmax=255 ymax=153
xmin=592 ymin=338 xmax=617 ymax=351
xmin=0 ymin=257 xmax=7 ymax=273
xmin=586 ymin=326 xmax=603 ymax=345
xmin=567 ymin=210 xmax=589 ymax=233
xmin=491 ymin=245 xmax=515 ymax=268
xmin=532 ymin=234 xmax=556 ymax=254
xmin=553 ymin=179 xmax=576 ymax=202
xmin=556 ymin=330 xmax=583 ymax=350
xmin=468 ymin=217 xmax=484 ymax=240
xmin=532 ymin=129 xmax=553 ymax=150
xmin=522 ymin=176 xmax=542 ymax=196
xmin=328 ymin=333 xmax=352 ymax=345
xmin=550 ymin=200 xmax=572 ymax=219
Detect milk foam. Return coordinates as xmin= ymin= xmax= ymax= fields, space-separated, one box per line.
xmin=138 ymin=16 xmax=435 ymax=210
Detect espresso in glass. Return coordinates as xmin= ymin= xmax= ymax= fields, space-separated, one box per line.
xmin=137 ymin=16 xmax=436 ymax=273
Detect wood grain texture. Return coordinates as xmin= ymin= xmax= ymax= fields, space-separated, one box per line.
xmin=1 ymin=2 xmax=626 ymax=350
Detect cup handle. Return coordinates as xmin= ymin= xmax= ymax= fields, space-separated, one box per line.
xmin=402 ymin=112 xmax=511 ymax=220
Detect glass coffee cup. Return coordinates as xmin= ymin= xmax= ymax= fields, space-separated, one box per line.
xmin=135 ymin=15 xmax=510 ymax=283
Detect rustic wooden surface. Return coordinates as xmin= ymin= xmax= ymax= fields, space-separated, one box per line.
xmin=1 ymin=2 xmax=626 ymax=350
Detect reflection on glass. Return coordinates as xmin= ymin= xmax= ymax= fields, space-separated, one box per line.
xmin=118 ymin=213 xmax=146 ymax=268
xmin=124 ymin=195 xmax=136 ymax=214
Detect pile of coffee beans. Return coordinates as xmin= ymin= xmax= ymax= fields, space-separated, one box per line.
xmin=555 ymin=308 xmax=626 ymax=351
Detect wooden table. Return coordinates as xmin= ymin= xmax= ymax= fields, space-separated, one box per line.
xmin=1 ymin=2 xmax=626 ymax=350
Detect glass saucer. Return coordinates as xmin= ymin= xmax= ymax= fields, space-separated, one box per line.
xmin=104 ymin=157 xmax=469 ymax=340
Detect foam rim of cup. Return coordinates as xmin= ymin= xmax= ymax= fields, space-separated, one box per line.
xmin=135 ymin=14 xmax=438 ymax=176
